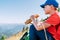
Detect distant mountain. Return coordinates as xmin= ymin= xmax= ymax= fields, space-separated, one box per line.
xmin=0 ymin=24 xmax=25 ymax=38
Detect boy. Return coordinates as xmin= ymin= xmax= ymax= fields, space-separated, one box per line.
xmin=29 ymin=0 xmax=60 ymax=40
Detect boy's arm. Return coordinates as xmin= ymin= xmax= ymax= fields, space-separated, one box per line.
xmin=32 ymin=19 xmax=51 ymax=31
xmin=30 ymin=15 xmax=51 ymax=31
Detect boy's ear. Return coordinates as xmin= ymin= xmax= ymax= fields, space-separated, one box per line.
xmin=50 ymin=5 xmax=55 ymax=9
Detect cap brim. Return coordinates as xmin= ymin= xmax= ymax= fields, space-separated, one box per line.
xmin=40 ymin=4 xmax=45 ymax=8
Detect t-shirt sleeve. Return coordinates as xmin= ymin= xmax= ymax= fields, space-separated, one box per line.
xmin=45 ymin=14 xmax=60 ymax=26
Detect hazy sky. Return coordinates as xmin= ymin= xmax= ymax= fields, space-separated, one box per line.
xmin=0 ymin=0 xmax=60 ymax=24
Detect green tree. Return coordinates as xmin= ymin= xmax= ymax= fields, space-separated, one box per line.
xmin=58 ymin=7 xmax=60 ymax=12
xmin=0 ymin=35 xmax=6 ymax=40
xmin=22 ymin=27 xmax=25 ymax=32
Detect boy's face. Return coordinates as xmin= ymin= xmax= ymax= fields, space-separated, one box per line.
xmin=44 ymin=5 xmax=52 ymax=14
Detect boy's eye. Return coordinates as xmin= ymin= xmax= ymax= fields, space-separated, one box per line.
xmin=44 ymin=5 xmax=47 ymax=8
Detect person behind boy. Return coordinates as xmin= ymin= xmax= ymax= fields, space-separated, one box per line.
xmin=29 ymin=0 xmax=60 ymax=40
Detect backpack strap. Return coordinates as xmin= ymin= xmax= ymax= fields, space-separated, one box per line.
xmin=56 ymin=12 xmax=60 ymax=31
xmin=56 ymin=23 xmax=60 ymax=31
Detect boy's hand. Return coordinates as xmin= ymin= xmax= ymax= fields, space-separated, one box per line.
xmin=25 ymin=14 xmax=39 ymax=24
xmin=30 ymin=15 xmax=35 ymax=20
xmin=30 ymin=14 xmax=39 ymax=20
